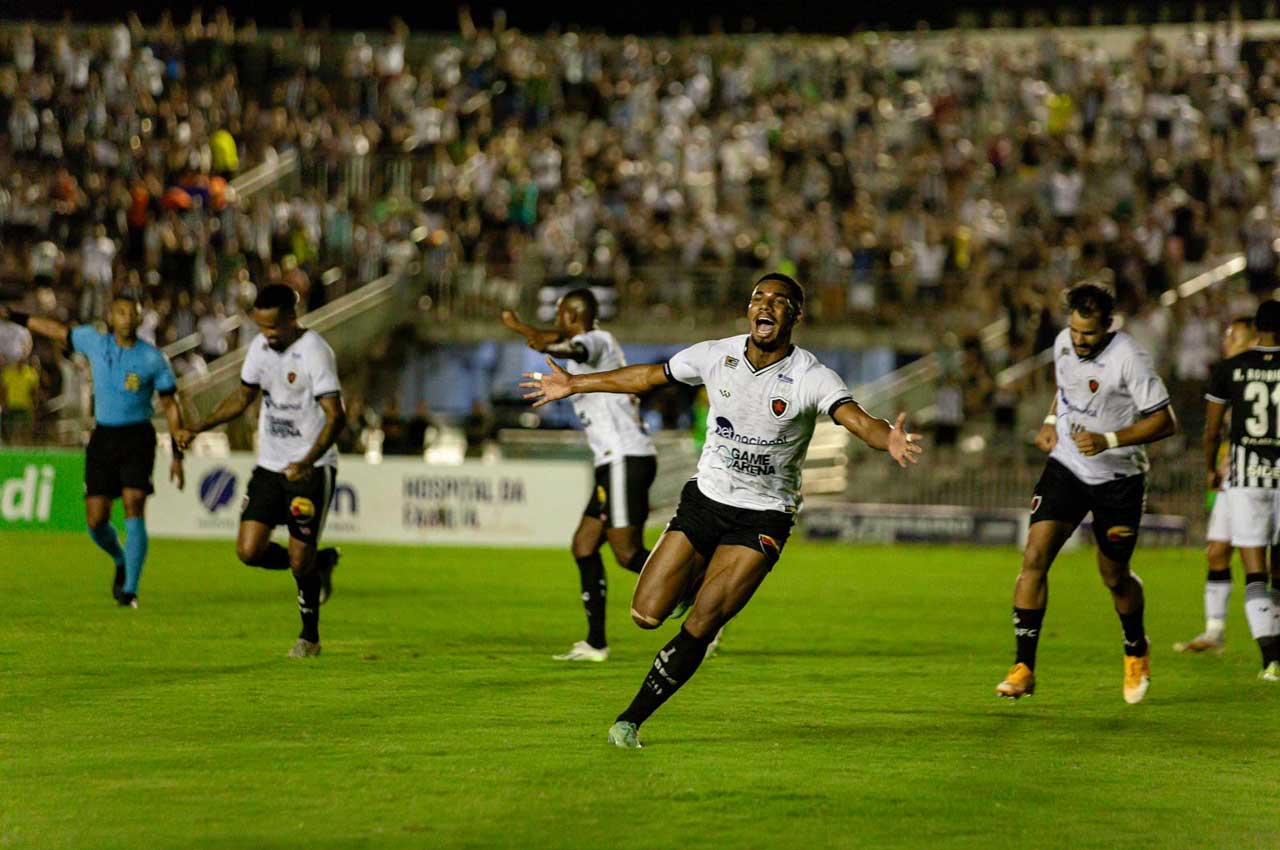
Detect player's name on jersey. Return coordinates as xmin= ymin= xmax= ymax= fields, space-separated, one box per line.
xmin=1233 ymin=367 xmax=1280 ymax=381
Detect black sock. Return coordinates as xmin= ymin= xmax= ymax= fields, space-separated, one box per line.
xmin=1261 ymin=636 xmax=1280 ymax=667
xmin=248 ymin=542 xmax=291 ymax=570
xmin=617 ymin=626 xmax=714 ymax=728
xmin=575 ymin=554 xmax=607 ymax=649
xmin=1207 ymin=568 xmax=1231 ymax=582
xmin=622 ymin=549 xmax=649 ymax=575
xmin=1118 ymin=604 xmax=1148 ymax=657
xmin=295 ymin=571 xmax=321 ymax=643
xmin=1013 ymin=607 xmax=1045 ymax=671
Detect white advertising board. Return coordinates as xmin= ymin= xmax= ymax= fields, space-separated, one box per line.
xmin=148 ymin=453 xmax=593 ymax=547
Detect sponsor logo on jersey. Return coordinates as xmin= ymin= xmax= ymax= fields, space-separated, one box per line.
xmin=1030 ymin=494 xmax=1042 ymax=514
xmin=287 ymin=371 xmax=297 ymax=384
xmin=290 ymin=496 xmax=316 ymax=521
xmin=198 ymin=467 xmax=238 ymax=513
xmin=1088 ymin=378 xmax=1099 ymax=393
xmin=719 ymin=388 xmax=731 ymax=398
xmin=724 ymin=355 xmax=739 ymax=369
xmin=770 ymin=397 xmax=789 ymax=418
xmin=1105 ymin=525 xmax=1135 ymax=542
xmin=714 ymin=445 xmax=777 ymax=475
xmin=713 ymin=417 xmax=788 ymax=446
xmin=124 ymin=372 xmax=141 ymax=391
xmin=267 ymin=416 xmax=302 ymax=438
xmin=778 ymin=374 xmax=794 ymax=384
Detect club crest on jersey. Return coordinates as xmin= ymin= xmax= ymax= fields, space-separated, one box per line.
xmin=1030 ymin=495 xmax=1042 ymax=514
xmin=124 ymin=372 xmax=141 ymax=391
xmin=770 ymin=397 xmax=789 ymax=418
xmin=724 ymin=355 xmax=739 ymax=369
xmin=287 ymin=371 xmax=298 ymax=384
xmin=1088 ymin=377 xmax=1099 ymax=393
xmin=290 ymin=497 xmax=315 ymax=521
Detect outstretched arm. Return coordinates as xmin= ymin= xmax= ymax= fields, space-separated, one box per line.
xmin=500 ymin=310 xmax=564 ymax=349
xmin=833 ymin=405 xmax=923 ymax=468
xmin=0 ymin=307 xmax=69 ymax=346
xmin=175 ymin=382 xmax=260 ymax=449
xmin=521 ymin=355 xmax=667 ymax=408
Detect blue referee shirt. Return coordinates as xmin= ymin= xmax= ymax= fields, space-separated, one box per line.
xmin=70 ymin=326 xmax=177 ymax=426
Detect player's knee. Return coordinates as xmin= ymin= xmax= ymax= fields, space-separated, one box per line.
xmin=570 ymin=540 xmax=597 ymax=561
xmin=630 ymin=607 xmax=663 ymax=629
xmin=1099 ymin=562 xmax=1132 ymax=590
xmin=236 ymin=541 xmax=262 ymax=566
xmin=1019 ymin=549 xmax=1051 ymax=577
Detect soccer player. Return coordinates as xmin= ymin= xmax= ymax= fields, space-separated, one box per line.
xmin=1204 ymin=300 xmax=1280 ymax=681
xmin=0 ymin=297 xmax=186 ymax=607
xmin=1175 ymin=316 xmax=1256 ymax=654
xmin=996 ymin=283 xmax=1177 ymax=704
xmin=521 ymin=273 xmax=923 ymax=748
xmin=501 ymin=290 xmax=658 ymax=662
xmin=175 ymin=285 xmax=344 ymax=658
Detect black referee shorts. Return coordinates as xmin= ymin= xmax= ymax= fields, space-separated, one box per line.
xmin=1031 ymin=457 xmax=1146 ymax=563
xmin=241 ymin=465 xmax=338 ymax=544
xmin=583 ymin=455 xmax=657 ymax=530
xmin=85 ymin=422 xmax=157 ymax=498
xmin=665 ymin=479 xmax=795 ymax=569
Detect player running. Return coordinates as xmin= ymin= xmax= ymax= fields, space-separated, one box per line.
xmin=1204 ymin=300 xmax=1280 ymax=681
xmin=521 ymin=273 xmax=923 ymax=748
xmin=501 ymin=290 xmax=657 ymax=662
xmin=1175 ymin=316 xmax=1256 ymax=654
xmin=176 ymin=285 xmax=344 ymax=658
xmin=1 ymin=297 xmax=186 ymax=608
xmin=996 ymin=283 xmax=1177 ymax=704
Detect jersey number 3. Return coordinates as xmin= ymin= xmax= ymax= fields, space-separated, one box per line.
xmin=1244 ymin=380 xmax=1280 ymax=437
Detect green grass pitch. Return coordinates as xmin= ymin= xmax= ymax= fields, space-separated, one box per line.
xmin=2 ymin=531 xmax=1276 ymax=850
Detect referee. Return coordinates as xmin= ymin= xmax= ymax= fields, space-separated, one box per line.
xmin=2 ymin=297 xmax=186 ymax=607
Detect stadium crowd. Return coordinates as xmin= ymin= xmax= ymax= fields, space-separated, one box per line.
xmin=4 ymin=12 xmax=1280 ymax=442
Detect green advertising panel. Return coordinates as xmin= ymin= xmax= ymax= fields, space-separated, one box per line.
xmin=0 ymin=449 xmax=88 ymax=532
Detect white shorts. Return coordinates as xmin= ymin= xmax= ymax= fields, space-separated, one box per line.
xmin=1207 ymin=490 xmax=1232 ymax=544
xmin=1227 ymin=488 xmax=1280 ymax=548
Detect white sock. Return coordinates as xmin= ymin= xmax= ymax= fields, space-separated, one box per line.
xmin=1205 ymin=579 xmax=1232 ymax=637
xmin=1244 ymin=580 xmax=1274 ymax=640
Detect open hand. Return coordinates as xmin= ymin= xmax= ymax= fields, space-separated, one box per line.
xmin=520 ymin=355 xmax=573 ymax=409
xmin=887 ymin=412 xmax=924 ymax=468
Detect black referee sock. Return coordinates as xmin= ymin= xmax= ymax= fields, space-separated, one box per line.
xmin=295 ymin=571 xmax=321 ymax=643
xmin=1013 ymin=607 xmax=1045 ymax=671
xmin=617 ymin=626 xmax=714 ymax=728
xmin=575 ymin=554 xmax=608 ymax=649
xmin=248 ymin=542 xmax=291 ymax=570
xmin=623 ymin=549 xmax=650 ymax=575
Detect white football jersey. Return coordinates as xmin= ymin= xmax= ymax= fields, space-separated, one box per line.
xmin=240 ymin=330 xmax=341 ymax=472
xmin=564 ymin=329 xmax=656 ymax=466
xmin=0 ymin=321 xmax=33 ymax=364
xmin=667 ymin=335 xmax=853 ymax=512
xmin=1049 ymin=328 xmax=1171 ymax=485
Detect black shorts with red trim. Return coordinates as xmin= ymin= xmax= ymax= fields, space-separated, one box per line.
xmin=1031 ymin=458 xmax=1145 ymax=562
xmin=665 ymin=479 xmax=795 ymax=568
xmin=240 ymin=465 xmax=337 ymax=544
xmin=583 ymin=455 xmax=657 ymax=529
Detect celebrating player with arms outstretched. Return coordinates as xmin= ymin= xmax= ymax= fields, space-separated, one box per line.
xmin=997 ymin=283 xmax=1177 ymax=704
xmin=522 ymin=273 xmax=922 ymax=748
xmin=2 ymin=297 xmax=185 ymax=608
xmin=176 ymin=285 xmax=344 ymax=658
xmin=1204 ymin=300 xmax=1280 ymax=680
xmin=501 ymin=290 xmax=657 ymax=662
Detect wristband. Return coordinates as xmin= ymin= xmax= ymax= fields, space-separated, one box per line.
xmin=8 ymin=310 xmax=29 ymax=327
xmin=1104 ymin=431 xmax=1119 ymax=450
xmin=1043 ymin=415 xmax=1056 ymax=426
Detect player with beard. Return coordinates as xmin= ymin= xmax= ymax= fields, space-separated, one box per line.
xmin=1 ymin=297 xmax=186 ymax=607
xmin=996 ymin=283 xmax=1177 ymax=704
xmin=521 ymin=273 xmax=923 ymax=748
xmin=501 ymin=290 xmax=658 ymax=662
xmin=176 ymin=285 xmax=344 ymax=657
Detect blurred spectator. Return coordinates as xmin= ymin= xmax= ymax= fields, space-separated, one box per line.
xmin=1 ymin=354 xmax=41 ymax=443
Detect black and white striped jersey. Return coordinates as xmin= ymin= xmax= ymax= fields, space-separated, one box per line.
xmin=1207 ymin=346 xmax=1280 ymax=490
